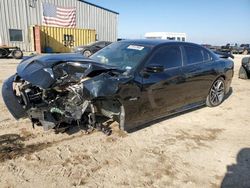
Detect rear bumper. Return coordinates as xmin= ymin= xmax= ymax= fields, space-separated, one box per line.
xmin=1 ymin=75 xmax=27 ymax=119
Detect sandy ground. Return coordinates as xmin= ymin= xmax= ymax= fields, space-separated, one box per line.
xmin=0 ymin=55 xmax=249 ymax=188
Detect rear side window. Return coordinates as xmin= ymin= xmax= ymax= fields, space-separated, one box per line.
xmin=184 ymin=46 xmax=203 ymax=65
xmin=148 ymin=46 xmax=182 ymax=69
xmin=202 ymin=50 xmax=213 ymax=62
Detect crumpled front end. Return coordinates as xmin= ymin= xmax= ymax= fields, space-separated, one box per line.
xmin=2 ymin=75 xmax=28 ymax=119
xmin=1 ymin=55 xmax=129 ymax=134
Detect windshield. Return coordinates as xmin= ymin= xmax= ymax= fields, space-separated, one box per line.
xmin=90 ymin=42 xmax=151 ymax=71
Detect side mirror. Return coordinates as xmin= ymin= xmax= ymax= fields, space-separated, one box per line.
xmin=145 ymin=64 xmax=164 ymax=73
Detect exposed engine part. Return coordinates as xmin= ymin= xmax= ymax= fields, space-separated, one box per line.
xmin=11 ymin=74 xmax=116 ymax=135
xmin=12 ymin=77 xmax=90 ymax=131
xmin=94 ymin=99 xmax=121 ymax=120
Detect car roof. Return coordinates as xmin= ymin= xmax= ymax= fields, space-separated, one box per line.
xmin=118 ymin=39 xmax=199 ymax=48
xmin=117 ymin=39 xmax=219 ymax=59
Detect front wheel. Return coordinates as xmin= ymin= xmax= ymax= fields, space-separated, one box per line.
xmin=206 ymin=77 xmax=225 ymax=107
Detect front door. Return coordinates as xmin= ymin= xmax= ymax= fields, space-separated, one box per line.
xmin=139 ymin=45 xmax=186 ymax=121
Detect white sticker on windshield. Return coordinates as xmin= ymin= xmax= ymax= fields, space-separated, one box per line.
xmin=127 ymin=45 xmax=144 ymax=51
xmin=125 ymin=66 xmax=132 ymax=70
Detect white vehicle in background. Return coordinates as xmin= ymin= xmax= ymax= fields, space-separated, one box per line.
xmin=145 ymin=32 xmax=187 ymax=42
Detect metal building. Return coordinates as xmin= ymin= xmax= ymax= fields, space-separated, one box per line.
xmin=0 ymin=0 xmax=119 ymax=51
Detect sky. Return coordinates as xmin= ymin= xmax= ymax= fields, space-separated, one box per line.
xmin=86 ymin=0 xmax=250 ymax=45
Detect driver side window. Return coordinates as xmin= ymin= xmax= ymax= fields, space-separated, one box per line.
xmin=148 ymin=46 xmax=182 ymax=69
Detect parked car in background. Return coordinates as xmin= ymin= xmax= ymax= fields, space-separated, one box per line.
xmin=2 ymin=40 xmax=234 ymax=134
xmin=117 ymin=38 xmax=126 ymax=41
xmin=201 ymin=44 xmax=212 ymax=49
xmin=0 ymin=46 xmax=23 ymax=59
xmin=239 ymin=57 xmax=250 ymax=79
xmin=201 ymin=44 xmax=220 ymax=51
xmin=73 ymin=41 xmax=112 ymax=57
xmin=219 ymin=43 xmax=244 ymax=54
xmin=240 ymin=44 xmax=250 ymax=55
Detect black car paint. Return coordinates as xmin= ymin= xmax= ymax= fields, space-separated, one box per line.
xmin=2 ymin=40 xmax=234 ymax=131
xmin=112 ymin=41 xmax=233 ymax=130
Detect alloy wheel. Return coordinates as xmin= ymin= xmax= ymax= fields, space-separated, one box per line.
xmin=209 ymin=79 xmax=225 ymax=106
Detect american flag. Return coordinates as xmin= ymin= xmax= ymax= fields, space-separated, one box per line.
xmin=42 ymin=3 xmax=76 ymax=28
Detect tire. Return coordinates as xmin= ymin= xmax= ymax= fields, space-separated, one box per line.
xmin=12 ymin=49 xmax=23 ymax=59
xmin=206 ymin=77 xmax=225 ymax=107
xmin=0 ymin=48 xmax=9 ymax=58
xmin=83 ymin=50 xmax=92 ymax=57
xmin=239 ymin=66 xmax=248 ymax=79
xmin=243 ymin=50 xmax=248 ymax=55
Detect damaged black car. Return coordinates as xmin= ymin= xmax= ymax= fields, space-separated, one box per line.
xmin=2 ymin=40 xmax=234 ymax=134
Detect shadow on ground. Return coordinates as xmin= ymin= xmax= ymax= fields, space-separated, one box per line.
xmin=0 ymin=133 xmax=86 ymax=163
xmin=221 ymin=148 xmax=250 ymax=188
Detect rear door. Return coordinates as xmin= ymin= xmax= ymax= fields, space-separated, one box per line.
xmin=181 ymin=45 xmax=217 ymax=103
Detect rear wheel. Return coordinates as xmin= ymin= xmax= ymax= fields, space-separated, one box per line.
xmin=12 ymin=49 xmax=23 ymax=59
xmin=0 ymin=48 xmax=9 ymax=58
xmin=206 ymin=77 xmax=225 ymax=107
xmin=83 ymin=50 xmax=92 ymax=57
xmin=239 ymin=66 xmax=248 ymax=79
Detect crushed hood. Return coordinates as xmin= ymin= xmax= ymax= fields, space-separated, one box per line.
xmin=16 ymin=53 xmax=122 ymax=89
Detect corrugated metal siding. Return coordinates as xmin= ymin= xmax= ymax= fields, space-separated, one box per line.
xmin=38 ymin=25 xmax=95 ymax=52
xmin=0 ymin=0 xmax=118 ymax=51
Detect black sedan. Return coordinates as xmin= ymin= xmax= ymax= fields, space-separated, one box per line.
xmin=2 ymin=40 xmax=234 ymax=134
xmin=73 ymin=41 xmax=112 ymax=57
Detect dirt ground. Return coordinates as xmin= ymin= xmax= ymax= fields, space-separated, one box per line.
xmin=0 ymin=55 xmax=249 ymax=188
